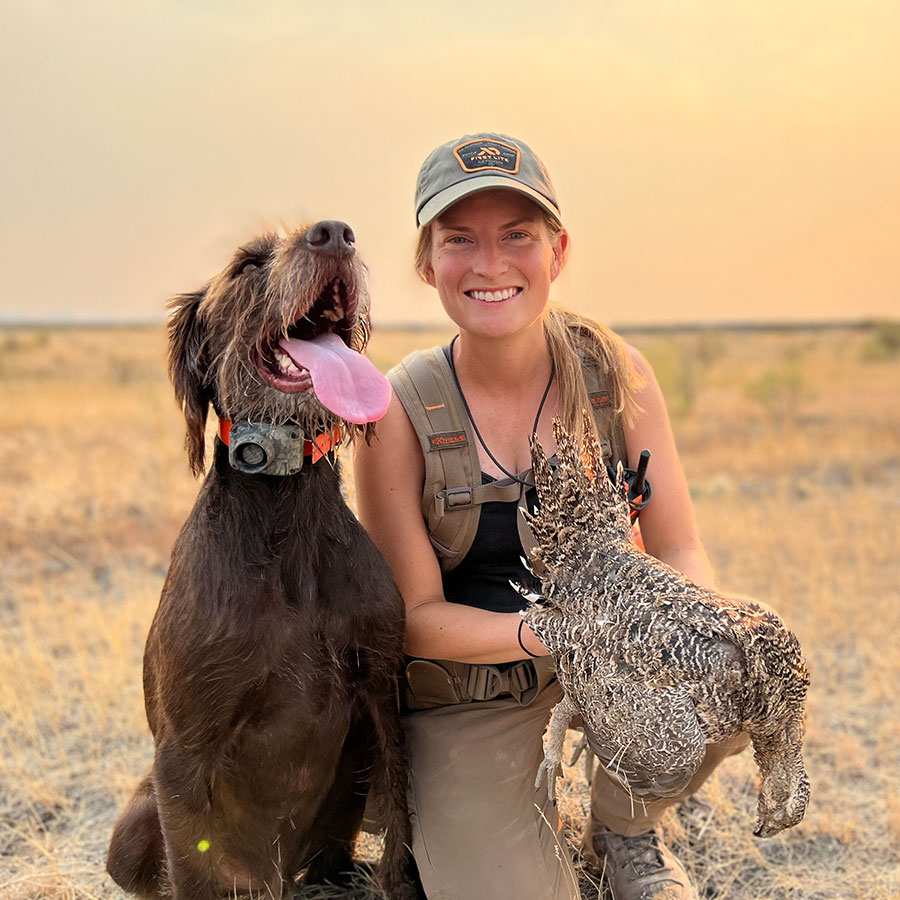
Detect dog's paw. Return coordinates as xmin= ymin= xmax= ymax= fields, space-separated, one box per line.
xmin=383 ymin=879 xmax=425 ymax=900
xmin=377 ymin=857 xmax=425 ymax=900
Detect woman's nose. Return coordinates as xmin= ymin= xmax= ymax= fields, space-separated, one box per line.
xmin=472 ymin=241 xmax=508 ymax=278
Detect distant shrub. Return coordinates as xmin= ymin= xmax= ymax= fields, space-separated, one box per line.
xmin=641 ymin=339 xmax=696 ymax=418
xmin=1 ymin=329 xmax=50 ymax=378
xmin=861 ymin=320 xmax=900 ymax=361
xmin=745 ymin=362 xmax=811 ymax=425
xmin=1 ymin=330 xmax=49 ymax=354
xmin=695 ymin=329 xmax=727 ymax=367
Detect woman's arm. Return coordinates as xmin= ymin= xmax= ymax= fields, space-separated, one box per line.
xmin=353 ymin=390 xmax=548 ymax=662
xmin=624 ymin=347 xmax=716 ymax=589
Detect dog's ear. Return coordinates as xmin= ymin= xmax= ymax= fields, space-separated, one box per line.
xmin=168 ymin=288 xmax=211 ymax=477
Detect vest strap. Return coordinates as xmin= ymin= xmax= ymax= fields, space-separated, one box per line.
xmin=390 ymin=347 xmax=483 ymax=570
xmin=434 ymin=478 xmax=524 ymax=516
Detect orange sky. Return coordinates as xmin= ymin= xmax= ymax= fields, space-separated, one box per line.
xmin=1 ymin=1 xmax=898 ymax=326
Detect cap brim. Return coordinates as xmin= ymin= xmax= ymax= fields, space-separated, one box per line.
xmin=417 ymin=176 xmax=560 ymax=227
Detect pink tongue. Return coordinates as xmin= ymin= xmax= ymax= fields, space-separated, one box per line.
xmin=278 ymin=333 xmax=391 ymax=424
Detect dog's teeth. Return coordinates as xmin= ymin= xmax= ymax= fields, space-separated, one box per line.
xmin=273 ymin=348 xmax=303 ymax=375
xmin=321 ymin=309 xmax=341 ymax=322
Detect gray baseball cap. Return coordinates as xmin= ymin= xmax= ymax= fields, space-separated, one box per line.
xmin=414 ymin=133 xmax=561 ymax=227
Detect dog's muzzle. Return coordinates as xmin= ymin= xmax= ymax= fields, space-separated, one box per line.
xmin=228 ymin=422 xmax=309 ymax=476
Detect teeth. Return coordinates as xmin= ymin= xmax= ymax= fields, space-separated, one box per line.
xmin=274 ymin=349 xmax=303 ymax=375
xmin=331 ymin=279 xmax=344 ymax=316
xmin=471 ymin=288 xmax=518 ymax=302
xmin=321 ymin=309 xmax=342 ymax=322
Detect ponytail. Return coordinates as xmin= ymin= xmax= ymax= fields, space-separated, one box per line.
xmin=542 ymin=304 xmax=644 ymax=446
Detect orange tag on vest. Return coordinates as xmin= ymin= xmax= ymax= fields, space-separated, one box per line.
xmin=429 ymin=430 xmax=468 ymax=450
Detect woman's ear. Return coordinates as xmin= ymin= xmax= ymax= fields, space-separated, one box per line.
xmin=167 ymin=288 xmax=211 ymax=477
xmin=550 ymin=229 xmax=569 ymax=282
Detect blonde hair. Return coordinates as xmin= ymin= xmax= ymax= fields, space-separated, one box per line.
xmin=414 ymin=219 xmax=644 ymax=445
xmin=543 ymin=303 xmax=644 ymax=441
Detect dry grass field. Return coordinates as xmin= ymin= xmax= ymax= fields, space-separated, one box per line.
xmin=1 ymin=321 xmax=898 ymax=899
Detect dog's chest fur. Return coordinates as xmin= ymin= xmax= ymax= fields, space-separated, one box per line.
xmin=145 ymin=442 xmax=402 ymax=752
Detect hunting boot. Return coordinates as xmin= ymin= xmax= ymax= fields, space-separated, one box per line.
xmin=581 ymin=822 xmax=698 ymax=900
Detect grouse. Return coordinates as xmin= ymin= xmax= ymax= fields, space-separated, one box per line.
xmin=518 ymin=414 xmax=810 ymax=837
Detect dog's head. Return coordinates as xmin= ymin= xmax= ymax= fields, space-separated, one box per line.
xmin=168 ymin=222 xmax=381 ymax=475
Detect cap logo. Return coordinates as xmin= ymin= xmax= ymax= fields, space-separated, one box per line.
xmin=454 ymin=139 xmax=520 ymax=175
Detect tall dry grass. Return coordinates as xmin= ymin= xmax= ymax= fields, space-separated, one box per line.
xmin=1 ymin=323 xmax=898 ymax=899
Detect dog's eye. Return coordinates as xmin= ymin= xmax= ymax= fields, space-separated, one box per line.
xmin=239 ymin=261 xmax=260 ymax=275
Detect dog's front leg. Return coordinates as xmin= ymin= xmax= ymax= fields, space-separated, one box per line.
xmin=367 ymin=691 xmax=421 ymax=900
xmin=296 ymin=712 xmax=377 ymax=889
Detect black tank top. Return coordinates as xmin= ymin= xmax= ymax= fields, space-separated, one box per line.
xmin=441 ymin=473 xmax=542 ymax=613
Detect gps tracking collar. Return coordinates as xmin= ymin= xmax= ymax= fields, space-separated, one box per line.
xmin=218 ymin=419 xmax=341 ymax=476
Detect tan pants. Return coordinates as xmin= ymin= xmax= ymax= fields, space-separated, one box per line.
xmin=401 ymin=678 xmax=749 ymax=900
xmin=402 ymin=681 xmax=580 ymax=900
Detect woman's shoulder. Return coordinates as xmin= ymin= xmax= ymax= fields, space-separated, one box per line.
xmin=624 ymin=341 xmax=653 ymax=375
xmin=366 ymin=385 xmax=421 ymax=451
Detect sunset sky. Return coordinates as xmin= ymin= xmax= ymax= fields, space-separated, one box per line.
xmin=2 ymin=1 xmax=898 ymax=327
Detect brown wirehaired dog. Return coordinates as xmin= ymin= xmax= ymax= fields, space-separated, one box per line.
xmin=106 ymin=222 xmax=418 ymax=900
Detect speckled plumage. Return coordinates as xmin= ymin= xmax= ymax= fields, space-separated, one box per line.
xmin=519 ymin=415 xmax=810 ymax=837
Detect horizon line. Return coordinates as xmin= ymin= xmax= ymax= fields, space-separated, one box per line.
xmin=0 ymin=317 xmax=896 ymax=334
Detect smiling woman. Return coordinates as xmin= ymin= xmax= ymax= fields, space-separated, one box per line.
xmin=352 ymin=133 xmax=749 ymax=900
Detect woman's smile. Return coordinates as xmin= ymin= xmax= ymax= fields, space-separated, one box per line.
xmin=466 ymin=286 xmax=523 ymax=303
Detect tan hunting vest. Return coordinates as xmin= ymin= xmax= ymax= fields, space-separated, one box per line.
xmin=388 ymin=345 xmax=628 ymax=572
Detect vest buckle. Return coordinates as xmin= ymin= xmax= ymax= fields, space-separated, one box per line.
xmin=464 ymin=664 xmax=503 ymax=701
xmin=434 ymin=486 xmax=475 ymax=517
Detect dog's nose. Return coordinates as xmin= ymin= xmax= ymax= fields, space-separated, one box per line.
xmin=306 ymin=220 xmax=356 ymax=257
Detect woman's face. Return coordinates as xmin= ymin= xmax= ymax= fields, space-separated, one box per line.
xmin=425 ymin=189 xmax=567 ymax=340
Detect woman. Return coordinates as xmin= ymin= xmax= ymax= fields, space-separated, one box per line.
xmin=354 ymin=133 xmax=746 ymax=900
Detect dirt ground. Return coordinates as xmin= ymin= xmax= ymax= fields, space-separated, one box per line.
xmin=1 ymin=322 xmax=898 ymax=898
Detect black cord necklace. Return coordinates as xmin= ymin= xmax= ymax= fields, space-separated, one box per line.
xmin=447 ymin=334 xmax=555 ymax=487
